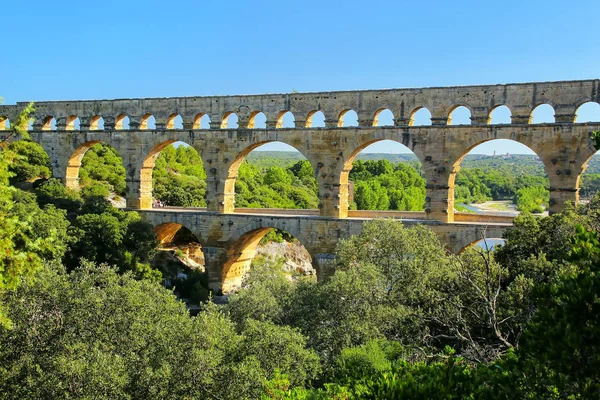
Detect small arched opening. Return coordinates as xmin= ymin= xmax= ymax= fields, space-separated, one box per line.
xmin=277 ymin=111 xmax=295 ymax=128
xmin=115 ymin=114 xmax=130 ymax=130
xmin=222 ymin=227 xmax=315 ymax=293
xmin=449 ymin=106 xmax=472 ymax=125
xmin=42 ymin=116 xmax=57 ymax=131
xmin=90 ymin=116 xmax=104 ymax=130
xmin=488 ymin=105 xmax=512 ymax=124
xmin=530 ymin=104 xmax=555 ymax=124
xmin=342 ymin=140 xmax=426 ymax=214
xmin=221 ymin=112 xmax=239 ymax=129
xmin=142 ymin=141 xmax=206 ymax=209
xmin=140 ymin=114 xmax=156 ymax=130
xmin=450 ymin=139 xmax=547 ymax=222
xmin=167 ymin=114 xmax=183 ymax=129
xmin=306 ymin=110 xmax=325 ymax=128
xmin=66 ymin=115 xmax=80 ymax=131
xmin=248 ymin=111 xmax=266 ymax=129
xmin=338 ymin=109 xmax=358 ymax=127
xmin=409 ymin=107 xmax=432 ymax=126
xmin=575 ymin=101 xmax=600 ymax=123
xmin=459 ymin=238 xmax=506 ymax=254
xmin=152 ymin=222 xmax=208 ymax=304
xmin=373 ymin=108 xmax=394 ymax=126
xmin=229 ymin=141 xmax=318 ymax=212
xmin=193 ymin=113 xmax=211 ymax=129
xmin=578 ymin=149 xmax=600 ymax=202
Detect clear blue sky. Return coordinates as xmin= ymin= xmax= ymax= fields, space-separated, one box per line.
xmin=2 ymin=0 xmax=599 ymax=154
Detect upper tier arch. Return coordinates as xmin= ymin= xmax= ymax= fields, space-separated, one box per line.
xmin=6 ymin=79 xmax=597 ymax=131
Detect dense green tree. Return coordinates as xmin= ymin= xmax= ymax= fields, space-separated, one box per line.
xmin=235 ymin=160 xmax=319 ymax=209
xmin=0 ymin=263 xmax=320 ymax=400
xmin=6 ymin=140 xmax=51 ymax=182
xmin=514 ymin=185 xmax=549 ymax=213
xmin=10 ymin=189 xmax=72 ymax=263
xmin=349 ymin=160 xmax=425 ymax=211
xmin=0 ymin=102 xmax=47 ymax=325
xmin=226 ymin=257 xmax=295 ymax=325
xmin=35 ymin=177 xmax=83 ymax=212
xmin=80 ymin=142 xmax=126 ymax=195
xmin=65 ymin=199 xmax=160 ymax=281
xmin=515 ymin=225 xmax=600 ymax=397
xmin=153 ymin=144 xmax=207 ymax=207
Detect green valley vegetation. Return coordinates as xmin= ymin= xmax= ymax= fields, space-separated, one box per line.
xmin=349 ymin=159 xmax=426 ymax=210
xmin=235 ymin=160 xmax=319 ymax=209
xmin=80 ymin=143 xmax=127 ymax=196
xmin=71 ymin=144 xmax=600 ymax=213
xmin=152 ymin=144 xmax=207 ymax=207
xmin=2 ymin=124 xmax=600 ymax=397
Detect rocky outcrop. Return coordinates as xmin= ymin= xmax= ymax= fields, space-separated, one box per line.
xmin=255 ymin=240 xmax=315 ymax=276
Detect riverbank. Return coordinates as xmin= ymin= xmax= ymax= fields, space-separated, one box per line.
xmin=457 ymin=200 xmax=548 ymax=217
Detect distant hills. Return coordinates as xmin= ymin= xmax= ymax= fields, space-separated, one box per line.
xmin=247 ymin=151 xmax=600 ymax=173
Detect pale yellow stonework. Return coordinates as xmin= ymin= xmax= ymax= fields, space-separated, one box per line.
xmin=1 ymin=79 xmax=598 ymax=292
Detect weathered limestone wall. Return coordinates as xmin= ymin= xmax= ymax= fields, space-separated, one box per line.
xmin=1 ymin=79 xmax=597 ymax=131
xmin=23 ymin=123 xmax=600 ymax=221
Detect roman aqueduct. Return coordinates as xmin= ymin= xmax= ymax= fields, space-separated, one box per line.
xmin=1 ymin=79 xmax=599 ymax=291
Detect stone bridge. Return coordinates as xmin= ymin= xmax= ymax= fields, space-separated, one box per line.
xmin=142 ymin=209 xmax=509 ymax=292
xmin=1 ymin=79 xmax=599 ymax=291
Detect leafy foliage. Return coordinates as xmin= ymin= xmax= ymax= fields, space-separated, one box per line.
xmin=80 ymin=143 xmax=127 ymax=195
xmin=6 ymin=140 xmax=51 ymax=182
xmin=0 ymin=263 xmax=320 ymax=400
xmin=514 ymin=185 xmax=549 ymax=213
xmin=349 ymin=159 xmax=425 ymax=211
xmin=235 ymin=160 xmax=319 ymax=209
xmin=152 ymin=144 xmax=207 ymax=207
xmin=0 ymin=102 xmax=44 ymax=325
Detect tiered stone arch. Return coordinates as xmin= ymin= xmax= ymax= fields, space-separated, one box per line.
xmin=221 ymin=112 xmax=239 ymax=129
xmin=65 ymin=140 xmax=125 ymax=192
xmin=338 ymin=109 xmax=359 ymax=127
xmin=575 ymin=101 xmax=600 ymax=123
xmin=448 ymin=105 xmax=473 ymax=125
xmin=306 ymin=110 xmax=326 ymax=128
xmin=247 ymin=111 xmax=266 ymax=129
xmin=409 ymin=107 xmax=433 ymax=126
xmin=42 ymin=116 xmax=56 ymax=130
xmin=192 ymin=113 xmax=210 ymax=129
xmin=530 ymin=104 xmax=556 ymax=124
xmin=65 ymin=115 xmax=80 ymax=131
xmin=0 ymin=116 xmax=8 ymax=130
xmin=221 ymin=138 xmax=315 ymax=214
xmin=140 ymin=114 xmax=156 ymax=130
xmin=445 ymin=130 xmax=587 ymax=221
xmin=135 ymin=137 xmax=207 ymax=210
xmin=373 ymin=108 xmax=394 ymax=126
xmin=488 ymin=105 xmax=513 ymax=124
xmin=90 ymin=115 xmax=104 ymax=130
xmin=277 ymin=111 xmax=295 ymax=128
xmin=221 ymin=223 xmax=316 ymax=293
xmin=337 ymin=134 xmax=427 ymax=218
xmin=153 ymin=222 xmax=205 ymax=246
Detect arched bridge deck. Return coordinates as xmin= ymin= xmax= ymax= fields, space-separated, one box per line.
xmin=140 ymin=208 xmax=510 ymax=292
